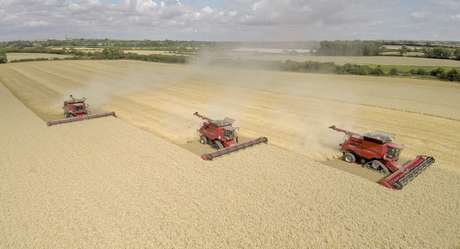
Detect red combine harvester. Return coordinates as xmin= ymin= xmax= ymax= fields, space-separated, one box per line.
xmin=47 ymin=95 xmax=116 ymax=126
xmin=329 ymin=125 xmax=434 ymax=190
xmin=194 ymin=112 xmax=268 ymax=160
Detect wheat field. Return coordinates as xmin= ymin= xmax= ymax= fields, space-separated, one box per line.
xmin=0 ymin=60 xmax=459 ymax=248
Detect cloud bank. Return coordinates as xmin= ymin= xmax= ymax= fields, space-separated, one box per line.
xmin=0 ymin=0 xmax=459 ymax=41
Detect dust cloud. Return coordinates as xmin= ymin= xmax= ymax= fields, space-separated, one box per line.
xmin=188 ymin=48 xmax=355 ymax=159
xmin=61 ymin=63 xmax=155 ymax=109
xmin=60 ymin=49 xmax=356 ymax=160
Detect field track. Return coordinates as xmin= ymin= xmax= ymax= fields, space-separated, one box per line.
xmin=1 ymin=60 xmax=459 ymax=248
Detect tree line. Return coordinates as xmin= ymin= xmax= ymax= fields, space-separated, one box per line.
xmin=80 ymin=48 xmax=187 ymax=64
xmin=0 ymin=39 xmax=205 ymax=53
xmin=5 ymin=47 xmax=187 ymax=64
xmin=281 ymin=60 xmax=460 ymax=82
xmin=210 ymin=59 xmax=460 ymax=83
xmin=314 ymin=40 xmax=460 ymax=61
xmin=315 ymin=41 xmax=384 ymax=56
xmin=423 ymin=47 xmax=460 ymax=60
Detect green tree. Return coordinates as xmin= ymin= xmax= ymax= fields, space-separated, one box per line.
xmin=400 ymin=45 xmax=409 ymax=56
xmin=424 ymin=47 xmax=452 ymax=59
xmin=101 ymin=48 xmax=124 ymax=59
xmin=430 ymin=67 xmax=445 ymax=77
xmin=370 ymin=66 xmax=384 ymax=76
xmin=389 ymin=68 xmax=398 ymax=76
xmin=455 ymin=48 xmax=460 ymax=60
xmin=0 ymin=49 xmax=7 ymax=64
xmin=340 ymin=64 xmax=372 ymax=75
xmin=446 ymin=69 xmax=459 ymax=81
xmin=316 ymin=41 xmax=383 ymax=56
xmin=416 ymin=68 xmax=427 ymax=75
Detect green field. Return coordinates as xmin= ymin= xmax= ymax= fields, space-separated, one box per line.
xmin=227 ymin=54 xmax=460 ymax=67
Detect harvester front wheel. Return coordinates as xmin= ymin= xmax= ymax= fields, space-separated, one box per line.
xmin=343 ymin=152 xmax=356 ymax=163
xmin=380 ymin=166 xmax=390 ymax=175
xmin=215 ymin=140 xmax=224 ymax=150
xmin=200 ymin=136 xmax=208 ymax=144
xmin=365 ymin=160 xmax=389 ymax=175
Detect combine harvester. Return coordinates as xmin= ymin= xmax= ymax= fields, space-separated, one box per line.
xmin=329 ymin=125 xmax=435 ymax=190
xmin=47 ymin=95 xmax=116 ymax=126
xmin=194 ymin=112 xmax=268 ymax=160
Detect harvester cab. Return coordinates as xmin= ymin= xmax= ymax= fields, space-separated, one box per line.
xmin=384 ymin=144 xmax=402 ymax=161
xmin=221 ymin=118 xmax=238 ymax=139
xmin=47 ymin=95 xmax=116 ymax=126
xmin=63 ymin=96 xmax=89 ymax=118
xmin=194 ymin=112 xmax=268 ymax=160
xmin=329 ymin=125 xmax=435 ymax=190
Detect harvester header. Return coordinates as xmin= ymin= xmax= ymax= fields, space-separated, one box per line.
xmin=47 ymin=95 xmax=116 ymax=126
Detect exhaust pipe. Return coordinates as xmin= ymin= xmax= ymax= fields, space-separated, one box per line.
xmin=47 ymin=112 xmax=117 ymax=126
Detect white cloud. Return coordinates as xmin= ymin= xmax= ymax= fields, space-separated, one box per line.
xmin=451 ymin=14 xmax=460 ymax=20
xmin=24 ymin=20 xmax=49 ymax=27
xmin=228 ymin=10 xmax=238 ymax=17
xmin=67 ymin=3 xmax=80 ymax=11
xmin=201 ymin=6 xmax=213 ymax=14
xmin=252 ymin=1 xmax=266 ymax=11
xmin=135 ymin=0 xmax=158 ymax=12
xmin=410 ymin=11 xmax=429 ymax=19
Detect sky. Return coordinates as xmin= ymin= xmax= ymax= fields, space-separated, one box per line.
xmin=0 ymin=0 xmax=459 ymax=41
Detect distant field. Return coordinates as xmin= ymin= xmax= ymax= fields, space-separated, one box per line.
xmin=125 ymin=50 xmax=188 ymax=56
xmin=71 ymin=47 xmax=103 ymax=53
xmin=229 ymin=54 xmax=460 ymax=67
xmin=376 ymin=64 xmax=459 ymax=74
xmin=380 ymin=51 xmax=425 ymax=57
xmin=50 ymin=47 xmax=103 ymax=53
xmin=7 ymin=53 xmax=72 ymax=61
xmin=382 ymin=45 xmax=420 ymax=50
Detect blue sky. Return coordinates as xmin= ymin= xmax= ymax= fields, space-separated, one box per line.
xmin=1 ymin=0 xmax=459 ymax=41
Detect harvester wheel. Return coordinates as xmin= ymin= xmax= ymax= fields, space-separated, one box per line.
xmin=366 ymin=160 xmax=389 ymax=175
xmin=343 ymin=152 xmax=356 ymax=163
xmin=393 ymin=182 xmax=404 ymax=190
xmin=199 ymin=136 xmax=208 ymax=144
xmin=215 ymin=140 xmax=224 ymax=150
xmin=380 ymin=165 xmax=390 ymax=175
